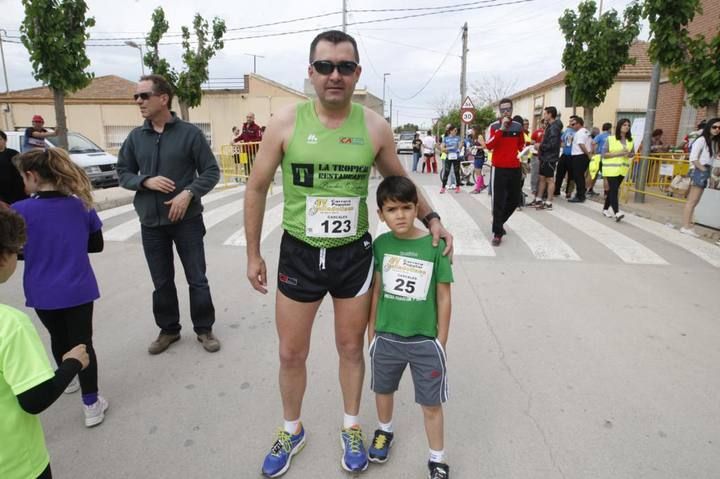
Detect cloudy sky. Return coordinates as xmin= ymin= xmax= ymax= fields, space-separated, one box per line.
xmin=1 ymin=0 xmax=643 ymax=127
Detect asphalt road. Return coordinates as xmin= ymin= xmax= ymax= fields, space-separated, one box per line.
xmin=3 ymin=159 xmax=719 ymax=478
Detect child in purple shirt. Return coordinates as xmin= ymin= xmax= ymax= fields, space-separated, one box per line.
xmin=12 ymin=148 xmax=109 ymax=428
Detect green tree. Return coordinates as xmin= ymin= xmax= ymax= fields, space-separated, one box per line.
xmin=20 ymin=0 xmax=95 ymax=149
xmin=144 ymin=7 xmax=226 ymax=120
xmin=558 ymin=0 xmax=642 ymax=128
xmin=644 ymin=0 xmax=719 ymax=117
xmin=394 ymin=123 xmax=420 ymax=134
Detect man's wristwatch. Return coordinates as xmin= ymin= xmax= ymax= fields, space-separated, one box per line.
xmin=422 ymin=212 xmax=441 ymax=228
xmin=184 ymin=188 xmax=194 ymax=199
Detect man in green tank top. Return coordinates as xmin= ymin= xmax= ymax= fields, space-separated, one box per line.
xmin=244 ymin=30 xmax=453 ymax=477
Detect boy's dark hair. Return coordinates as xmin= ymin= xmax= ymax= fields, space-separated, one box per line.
xmin=602 ymin=122 xmax=612 ymax=132
xmin=309 ymin=30 xmax=360 ymax=63
xmin=0 ymin=207 xmax=26 ymax=257
xmin=543 ymin=106 xmax=557 ymax=118
xmin=140 ymin=74 xmax=174 ymax=109
xmin=499 ymin=98 xmax=513 ymax=107
xmin=0 ymin=130 xmax=6 ymax=141
xmin=376 ymin=176 xmax=418 ymax=209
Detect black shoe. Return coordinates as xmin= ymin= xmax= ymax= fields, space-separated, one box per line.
xmin=428 ymin=461 xmax=450 ymax=479
xmin=568 ymin=197 xmax=585 ymax=203
xmin=491 ymin=235 xmax=502 ymax=246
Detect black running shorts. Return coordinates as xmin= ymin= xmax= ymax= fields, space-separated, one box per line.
xmin=539 ymin=161 xmax=557 ymax=178
xmin=277 ymin=231 xmax=374 ymax=303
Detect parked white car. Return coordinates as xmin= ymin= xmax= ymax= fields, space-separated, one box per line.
xmin=5 ymin=130 xmax=119 ymax=188
xmin=395 ymin=131 xmax=415 ymax=154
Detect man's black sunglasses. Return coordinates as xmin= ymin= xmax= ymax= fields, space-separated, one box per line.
xmin=133 ymin=91 xmax=157 ymax=101
xmin=311 ymin=60 xmax=358 ymax=76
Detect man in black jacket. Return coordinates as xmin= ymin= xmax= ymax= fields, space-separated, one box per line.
xmin=533 ymin=106 xmax=563 ymax=210
xmin=117 ymin=74 xmax=221 ymax=355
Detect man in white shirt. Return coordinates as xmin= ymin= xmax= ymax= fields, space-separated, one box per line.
xmin=568 ymin=115 xmax=593 ymax=203
xmin=421 ymin=130 xmax=437 ymax=173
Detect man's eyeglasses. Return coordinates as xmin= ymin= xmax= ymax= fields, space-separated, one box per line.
xmin=311 ymin=60 xmax=358 ymax=76
xmin=133 ymin=91 xmax=156 ymax=101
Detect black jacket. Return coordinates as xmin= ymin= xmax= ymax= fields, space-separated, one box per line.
xmin=117 ymin=113 xmax=220 ymax=227
xmin=539 ymin=119 xmax=563 ymax=164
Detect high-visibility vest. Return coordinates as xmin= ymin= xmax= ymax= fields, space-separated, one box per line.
xmin=602 ymin=136 xmax=633 ymax=177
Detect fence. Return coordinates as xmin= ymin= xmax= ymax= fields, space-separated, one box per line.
xmin=218 ymin=142 xmax=261 ymax=187
xmin=621 ymin=152 xmax=690 ymax=203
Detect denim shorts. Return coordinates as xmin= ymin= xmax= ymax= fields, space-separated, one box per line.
xmin=691 ymin=167 xmax=710 ymax=188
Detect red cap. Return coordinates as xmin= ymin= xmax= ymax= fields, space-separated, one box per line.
xmin=32 ymin=115 xmax=44 ymax=123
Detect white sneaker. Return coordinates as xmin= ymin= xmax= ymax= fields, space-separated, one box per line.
xmin=615 ymin=212 xmax=625 ymax=222
xmin=64 ymin=377 xmax=80 ymax=394
xmin=680 ymin=227 xmax=700 ymax=238
xmin=602 ymin=209 xmax=613 ymax=218
xmin=84 ymin=396 xmax=109 ymax=427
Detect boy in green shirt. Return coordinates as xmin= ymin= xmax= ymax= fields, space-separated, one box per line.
xmin=367 ymin=176 xmax=453 ymax=479
xmin=0 ymin=208 xmax=88 ymax=479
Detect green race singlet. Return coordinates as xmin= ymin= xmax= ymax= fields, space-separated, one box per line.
xmin=282 ymin=101 xmax=375 ymax=248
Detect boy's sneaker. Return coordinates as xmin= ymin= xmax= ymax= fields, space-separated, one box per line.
xmin=602 ymin=209 xmax=613 ymax=218
xmin=428 ymin=461 xmax=450 ymax=479
xmin=84 ymin=396 xmax=108 ymax=427
xmin=439 ymin=187 xmax=446 ymax=194
xmin=340 ymin=426 xmax=368 ymax=472
xmin=262 ymin=425 xmax=306 ymax=478
xmin=368 ymin=429 xmax=394 ymax=463
xmin=64 ymin=377 xmax=80 ymax=394
xmin=542 ymin=202 xmax=553 ymax=210
xmin=615 ymin=212 xmax=625 ymax=222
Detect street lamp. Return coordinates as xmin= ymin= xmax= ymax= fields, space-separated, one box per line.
xmin=124 ymin=41 xmax=145 ymax=76
xmin=382 ymin=73 xmax=391 ymax=121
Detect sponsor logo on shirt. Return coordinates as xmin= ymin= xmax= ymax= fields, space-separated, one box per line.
xmin=338 ymin=137 xmax=365 ymax=145
xmin=306 ymin=134 xmax=318 ymax=144
xmin=291 ymin=163 xmax=314 ymax=187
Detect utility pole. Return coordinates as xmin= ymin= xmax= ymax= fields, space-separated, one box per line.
xmin=382 ymin=72 xmax=390 ymax=122
xmin=460 ymin=22 xmax=468 ymax=139
xmin=0 ymin=29 xmax=15 ymax=130
xmin=244 ymin=53 xmax=265 ymax=74
xmin=389 ymin=99 xmax=393 ymax=129
xmin=635 ymin=63 xmax=661 ymax=203
xmin=342 ymin=0 xmax=347 ymax=32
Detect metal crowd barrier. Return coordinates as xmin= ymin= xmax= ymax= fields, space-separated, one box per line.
xmin=218 ymin=142 xmax=261 ymax=187
xmin=621 ymin=152 xmax=690 ymax=203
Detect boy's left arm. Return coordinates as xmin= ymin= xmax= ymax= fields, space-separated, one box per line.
xmin=436 ymin=282 xmax=452 ymax=348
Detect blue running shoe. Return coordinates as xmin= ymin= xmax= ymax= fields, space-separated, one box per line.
xmin=340 ymin=425 xmax=368 ymax=472
xmin=261 ymin=425 xmax=306 ymax=478
xmin=368 ymin=429 xmax=394 ymax=463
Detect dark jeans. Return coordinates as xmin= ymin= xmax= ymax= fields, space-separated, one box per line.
xmin=36 ymin=302 xmax=98 ymax=395
xmin=491 ymin=167 xmax=522 ymax=236
xmin=141 ymin=214 xmax=215 ymax=335
xmin=603 ymin=176 xmax=624 ymax=213
xmin=441 ymin=160 xmax=461 ymax=187
xmin=554 ymin=154 xmax=572 ymax=196
xmin=412 ymin=151 xmax=421 ymax=171
xmin=568 ymin=153 xmax=590 ymax=200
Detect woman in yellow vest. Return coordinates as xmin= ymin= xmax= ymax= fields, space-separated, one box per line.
xmin=601 ymin=118 xmax=633 ymax=222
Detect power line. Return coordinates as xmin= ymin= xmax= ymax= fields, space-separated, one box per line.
xmin=350 ymin=0 xmax=507 ymax=13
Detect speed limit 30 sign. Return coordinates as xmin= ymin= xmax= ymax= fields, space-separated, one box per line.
xmin=460 ymin=96 xmax=475 ymax=125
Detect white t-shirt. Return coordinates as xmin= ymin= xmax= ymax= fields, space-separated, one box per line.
xmin=571 ymin=127 xmax=592 ymax=155
xmin=422 ymin=135 xmax=436 ymax=155
xmin=689 ymin=136 xmax=716 ymax=166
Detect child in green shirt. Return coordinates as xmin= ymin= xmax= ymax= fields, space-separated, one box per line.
xmin=0 ymin=207 xmax=88 ymax=479
xmin=367 ymin=176 xmax=453 ymax=479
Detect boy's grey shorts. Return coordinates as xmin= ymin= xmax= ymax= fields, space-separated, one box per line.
xmin=369 ymin=332 xmax=449 ymax=406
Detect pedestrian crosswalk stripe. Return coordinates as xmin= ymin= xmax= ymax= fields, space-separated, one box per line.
xmin=104 ymin=185 xmax=246 ymax=242
xmin=579 ymin=201 xmax=720 ymax=268
xmin=422 ymin=186 xmax=495 ymax=257
xmin=204 ymin=187 xmax=282 ymax=232
xmin=546 ymin=204 xmax=668 ymax=265
xmin=225 ymin=202 xmax=285 ymax=247
xmin=98 ymin=203 xmax=135 ymax=221
xmin=471 ymin=195 xmax=581 ymax=261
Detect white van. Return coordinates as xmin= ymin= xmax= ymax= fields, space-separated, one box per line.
xmin=4 ymin=130 xmax=119 ymax=188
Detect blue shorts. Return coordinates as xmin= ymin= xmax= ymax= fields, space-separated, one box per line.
xmin=473 ymin=157 xmax=485 ymax=169
xmin=691 ymin=168 xmax=710 ymax=188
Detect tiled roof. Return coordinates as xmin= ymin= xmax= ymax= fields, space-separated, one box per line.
xmin=510 ymin=41 xmax=651 ymax=100
xmin=0 ymin=75 xmax=137 ymax=104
